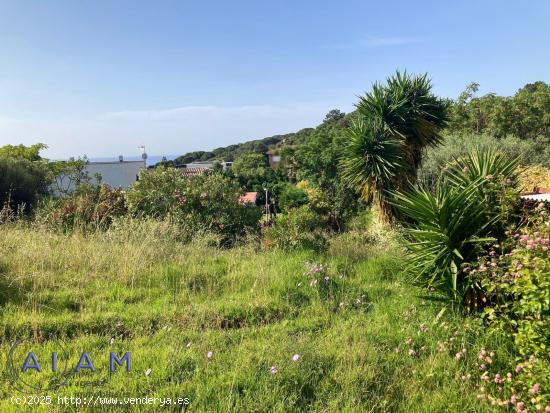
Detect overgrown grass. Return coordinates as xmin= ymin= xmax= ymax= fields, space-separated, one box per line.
xmin=0 ymin=221 xmax=516 ymax=412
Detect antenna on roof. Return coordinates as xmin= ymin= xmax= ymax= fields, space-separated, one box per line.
xmin=138 ymin=145 xmax=148 ymax=161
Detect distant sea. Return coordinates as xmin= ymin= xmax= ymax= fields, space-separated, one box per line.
xmin=90 ymin=155 xmax=178 ymax=167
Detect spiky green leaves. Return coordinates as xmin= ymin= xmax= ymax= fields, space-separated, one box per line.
xmin=340 ymin=119 xmax=402 ymax=203
xmin=391 ymin=147 xmax=521 ymax=302
xmin=341 ymin=71 xmax=449 ymax=220
xmin=392 ymin=179 xmax=495 ymax=299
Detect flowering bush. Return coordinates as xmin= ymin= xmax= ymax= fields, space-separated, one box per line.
xmin=461 ymin=203 xmax=549 ymax=410
xmin=474 ymin=350 xmax=549 ymax=412
xmin=44 ymin=183 xmax=127 ymax=231
xmin=466 ymin=203 xmax=549 ymax=360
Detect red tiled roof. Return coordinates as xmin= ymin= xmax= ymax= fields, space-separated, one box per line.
xmin=239 ymin=192 xmax=258 ymax=204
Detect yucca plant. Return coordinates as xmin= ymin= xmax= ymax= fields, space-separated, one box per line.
xmin=356 ymin=71 xmax=449 ymax=173
xmin=392 ymin=148 xmax=522 ymax=307
xmin=340 ymin=118 xmax=403 ymax=220
xmin=341 ymin=71 xmax=449 ymax=222
xmin=392 ymin=180 xmax=496 ymax=303
xmin=444 ymin=147 xmax=521 ymax=239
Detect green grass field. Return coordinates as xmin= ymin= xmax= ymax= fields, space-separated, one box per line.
xmin=0 ymin=222 xmax=514 ymax=412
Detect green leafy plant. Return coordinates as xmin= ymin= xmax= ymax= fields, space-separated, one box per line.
xmin=475 ymin=204 xmax=550 ymax=360
xmin=341 ymin=71 xmax=449 ymax=221
xmin=393 ymin=148 xmax=522 ymax=304
xmin=444 ymin=147 xmax=521 ymax=239
xmin=126 ymin=167 xmax=261 ymax=243
xmin=0 ymin=157 xmax=50 ymax=212
xmin=46 ymin=183 xmax=127 ymax=231
xmin=340 ymin=118 xmax=403 ymax=219
xmin=392 ymin=179 xmax=494 ymax=301
xmin=518 ymin=164 xmax=550 ymax=192
xmin=263 ymin=206 xmax=327 ymax=251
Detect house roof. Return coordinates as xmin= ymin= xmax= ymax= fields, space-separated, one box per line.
xmin=520 ymin=187 xmax=550 ymax=202
xmin=239 ymin=192 xmax=258 ymax=204
xmin=521 ymin=193 xmax=550 ymax=202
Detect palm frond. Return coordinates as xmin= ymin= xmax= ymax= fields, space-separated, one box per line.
xmin=391 ymin=178 xmax=494 ymax=300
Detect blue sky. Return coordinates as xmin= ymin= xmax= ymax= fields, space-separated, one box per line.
xmin=0 ymin=1 xmax=548 ymax=159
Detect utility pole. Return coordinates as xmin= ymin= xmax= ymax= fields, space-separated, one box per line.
xmin=263 ymin=187 xmax=269 ymax=221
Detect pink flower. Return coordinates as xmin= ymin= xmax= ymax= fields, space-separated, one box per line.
xmin=510 ymin=394 xmax=518 ymax=404
xmin=531 ymin=383 xmax=540 ymax=395
xmin=270 ymin=365 xmax=278 ymax=374
xmin=544 ymin=406 xmax=550 ymax=413
xmin=292 ymin=354 xmax=300 ymax=362
xmin=494 ymin=373 xmax=501 ymax=384
xmin=408 ymin=349 xmax=416 ymax=357
xmin=515 ymin=365 xmax=523 ymax=374
xmin=455 ymin=352 xmax=463 ymax=360
xmin=207 ymin=351 xmax=213 ymax=359
xmin=516 ymin=402 xmax=525 ymax=412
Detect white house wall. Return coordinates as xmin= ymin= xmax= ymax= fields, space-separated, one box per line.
xmin=54 ymin=161 xmax=146 ymax=194
xmin=85 ymin=161 xmax=145 ymax=189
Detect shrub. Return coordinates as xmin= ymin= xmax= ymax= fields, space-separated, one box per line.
xmin=296 ymin=180 xmax=329 ymax=214
xmin=126 ymin=168 xmax=262 ymax=243
xmin=0 ymin=157 xmax=50 ymax=211
xmin=45 ymin=184 xmax=127 ymax=231
xmin=276 ymin=182 xmax=308 ymax=211
xmin=263 ymin=206 xmax=327 ymax=251
xmin=518 ymin=164 xmax=550 ymax=192
xmin=125 ymin=167 xmax=183 ymax=217
xmin=444 ymin=147 xmax=521 ymax=239
xmin=420 ymin=134 xmax=550 ymax=188
xmin=392 ymin=180 xmax=494 ymax=302
xmin=471 ymin=205 xmax=550 ymax=360
xmin=392 ymin=148 xmax=521 ymax=303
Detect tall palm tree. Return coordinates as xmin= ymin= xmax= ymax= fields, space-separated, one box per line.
xmin=340 ymin=118 xmax=403 ymax=221
xmin=341 ymin=71 xmax=449 ymax=221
